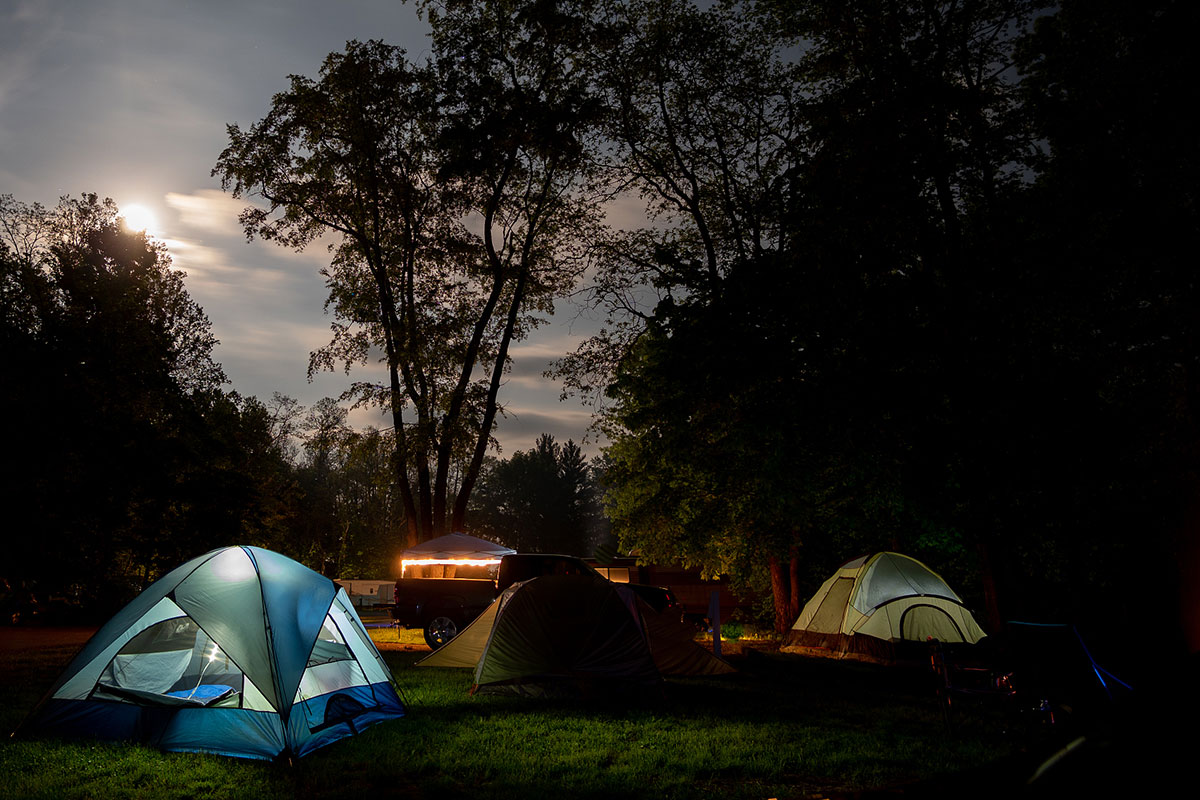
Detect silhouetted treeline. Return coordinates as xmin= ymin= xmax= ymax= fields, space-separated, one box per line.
xmin=567 ymin=0 xmax=1200 ymax=652
xmin=467 ymin=434 xmax=608 ymax=556
xmin=0 ymin=196 xmax=405 ymax=620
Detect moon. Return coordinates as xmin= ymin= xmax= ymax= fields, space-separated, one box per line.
xmin=120 ymin=203 xmax=159 ymax=235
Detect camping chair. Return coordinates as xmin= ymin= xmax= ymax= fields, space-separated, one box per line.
xmin=930 ymin=639 xmax=1016 ymax=732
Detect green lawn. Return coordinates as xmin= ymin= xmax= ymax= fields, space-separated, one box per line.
xmin=0 ymin=632 xmax=1032 ymax=799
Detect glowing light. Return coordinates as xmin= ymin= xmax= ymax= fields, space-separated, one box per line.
xmin=120 ymin=203 xmax=159 ymax=235
xmin=208 ymin=644 xmax=221 ymax=664
xmin=401 ymin=557 xmax=503 ymax=576
xmin=208 ymin=547 xmax=258 ymax=582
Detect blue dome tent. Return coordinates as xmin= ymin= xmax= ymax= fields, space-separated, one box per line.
xmin=20 ymin=546 xmax=404 ymax=760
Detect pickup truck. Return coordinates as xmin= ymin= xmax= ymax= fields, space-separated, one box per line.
xmin=393 ymin=553 xmax=678 ymax=648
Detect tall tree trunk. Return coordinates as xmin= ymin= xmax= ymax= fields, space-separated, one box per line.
xmin=434 ymin=153 xmax=517 ymax=533
xmin=1175 ymin=476 xmax=1200 ymax=655
xmin=452 ymin=264 xmax=530 ymax=533
xmin=386 ymin=366 xmax=420 ymax=548
xmin=769 ymin=554 xmax=791 ymax=634
xmin=788 ymin=548 xmax=802 ymax=621
xmin=418 ymin=462 xmax=435 ymax=538
xmin=976 ymin=536 xmax=1003 ymax=634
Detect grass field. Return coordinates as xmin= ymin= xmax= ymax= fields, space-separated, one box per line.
xmin=0 ymin=627 xmax=1044 ymax=799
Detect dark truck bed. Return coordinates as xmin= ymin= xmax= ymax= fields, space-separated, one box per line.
xmin=392 ymin=553 xmax=595 ymax=648
xmin=392 ymin=553 xmax=678 ymax=648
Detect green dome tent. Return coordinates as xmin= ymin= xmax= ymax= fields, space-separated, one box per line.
xmin=19 ymin=546 xmax=404 ymax=760
xmin=416 ymin=573 xmax=733 ymax=696
xmin=784 ymin=552 xmax=987 ymax=662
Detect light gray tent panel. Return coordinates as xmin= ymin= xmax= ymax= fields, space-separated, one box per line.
xmin=852 ymin=552 xmax=961 ymax=614
xmin=173 ymin=548 xmax=277 ymax=709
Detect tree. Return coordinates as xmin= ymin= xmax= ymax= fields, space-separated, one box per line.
xmin=216 ymin=8 xmax=600 ymax=544
xmin=994 ymin=0 xmax=1200 ymax=644
xmin=586 ymin=0 xmax=1200 ymax=649
xmin=468 ymin=433 xmax=603 ymax=555
xmin=334 ymin=427 xmax=408 ymax=578
xmin=560 ymin=0 xmax=1047 ymax=631
xmin=0 ymin=193 xmax=239 ymax=612
xmin=777 ymin=0 xmax=1049 ymax=630
xmin=291 ymin=398 xmax=352 ymax=574
xmin=145 ymin=389 xmax=299 ymax=578
xmin=265 ymin=391 xmax=304 ymax=464
xmin=558 ymin=0 xmax=812 ymax=629
xmin=557 ymin=0 xmax=800 ymax=401
xmin=282 ymin=398 xmax=405 ymax=578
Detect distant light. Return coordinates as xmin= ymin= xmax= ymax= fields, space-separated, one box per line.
xmin=120 ymin=203 xmax=159 ymax=235
xmin=401 ymin=557 xmax=503 ymax=576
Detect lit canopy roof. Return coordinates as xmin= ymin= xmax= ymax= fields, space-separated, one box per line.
xmin=401 ymin=533 xmax=516 ymax=575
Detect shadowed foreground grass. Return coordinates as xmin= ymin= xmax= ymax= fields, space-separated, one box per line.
xmin=0 ymin=630 xmax=1029 ymax=800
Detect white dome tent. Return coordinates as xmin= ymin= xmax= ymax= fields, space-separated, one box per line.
xmin=784 ymin=552 xmax=987 ymax=662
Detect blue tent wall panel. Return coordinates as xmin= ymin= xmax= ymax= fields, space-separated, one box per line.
xmin=157 ymin=708 xmax=288 ymax=760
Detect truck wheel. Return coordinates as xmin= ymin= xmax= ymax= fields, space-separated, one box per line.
xmin=424 ymin=616 xmax=458 ymax=649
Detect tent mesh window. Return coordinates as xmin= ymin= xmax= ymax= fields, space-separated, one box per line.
xmin=294 ymin=614 xmax=369 ymax=704
xmin=307 ymin=616 xmax=354 ymax=667
xmin=94 ymin=617 xmax=245 ymax=707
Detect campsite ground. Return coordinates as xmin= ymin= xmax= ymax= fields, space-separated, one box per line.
xmin=0 ymin=620 xmax=1169 ymax=799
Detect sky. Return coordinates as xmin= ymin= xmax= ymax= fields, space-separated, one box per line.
xmin=1 ymin=0 xmax=606 ymax=456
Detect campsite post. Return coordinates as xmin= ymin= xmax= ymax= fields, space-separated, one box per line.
xmin=709 ymin=590 xmax=722 ymax=657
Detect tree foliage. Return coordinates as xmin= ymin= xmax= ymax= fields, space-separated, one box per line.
xmin=993 ymin=0 xmax=1200 ymax=639
xmin=0 ymin=195 xmax=412 ymax=618
xmin=467 ymin=433 xmax=605 ymax=556
xmin=284 ymin=397 xmax=407 ymax=578
xmin=557 ymin=0 xmax=800 ymax=401
xmin=566 ymin=0 xmax=1199 ymax=647
xmin=558 ymin=0 xmax=819 ymax=629
xmin=0 ymin=194 xmax=289 ymax=615
xmin=215 ymin=3 xmax=602 ymax=545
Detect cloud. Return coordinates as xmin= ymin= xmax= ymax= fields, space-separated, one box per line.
xmin=0 ymin=1 xmax=64 ymax=114
xmin=507 ymin=338 xmax=577 ymax=362
xmin=166 ymin=188 xmax=340 ymax=267
xmin=162 ymin=188 xmax=339 ymax=307
xmin=216 ymin=318 xmax=334 ymax=364
xmin=166 ymin=190 xmax=248 ymax=237
xmin=163 ymin=235 xmax=290 ymax=301
xmin=603 ymin=191 xmax=654 ymax=232
xmin=346 ymin=402 xmax=393 ymax=432
xmin=492 ymin=405 xmax=603 ymax=456
xmin=503 ymin=341 xmax=562 ymax=389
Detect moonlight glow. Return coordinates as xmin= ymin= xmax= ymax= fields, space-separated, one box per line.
xmin=120 ymin=203 xmax=159 ymax=235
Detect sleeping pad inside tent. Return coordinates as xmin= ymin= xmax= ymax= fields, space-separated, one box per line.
xmin=18 ymin=546 xmax=405 ymax=760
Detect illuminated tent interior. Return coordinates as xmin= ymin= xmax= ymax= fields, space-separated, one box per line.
xmin=20 ymin=546 xmax=404 ymax=760
xmin=784 ymin=552 xmax=988 ymax=662
xmin=401 ymin=532 xmax=515 ymax=578
xmin=416 ymin=572 xmax=734 ymax=696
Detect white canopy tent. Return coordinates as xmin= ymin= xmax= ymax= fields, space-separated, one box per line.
xmin=400 ymin=533 xmax=515 ymax=576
